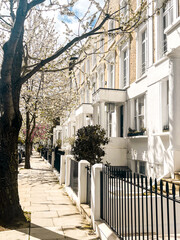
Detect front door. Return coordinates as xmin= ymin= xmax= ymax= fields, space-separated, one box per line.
xmin=120 ymin=105 xmax=124 ymax=137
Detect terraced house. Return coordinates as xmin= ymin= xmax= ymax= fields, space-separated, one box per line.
xmin=53 ymin=0 xmax=180 ymax=180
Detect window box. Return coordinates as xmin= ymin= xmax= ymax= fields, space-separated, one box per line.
xmin=163 ymin=125 xmax=169 ymax=132
xmin=127 ymin=127 xmax=146 ymax=137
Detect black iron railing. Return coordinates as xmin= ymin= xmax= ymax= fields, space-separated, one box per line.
xmin=100 ymin=166 xmax=180 ymax=239
xmin=69 ymin=159 xmax=78 ymax=195
xmin=48 ymin=150 xmax=52 ymax=164
xmin=54 ymin=149 xmax=64 ymax=173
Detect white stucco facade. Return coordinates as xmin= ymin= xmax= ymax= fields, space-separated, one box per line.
xmin=53 ymin=0 xmax=180 ymax=179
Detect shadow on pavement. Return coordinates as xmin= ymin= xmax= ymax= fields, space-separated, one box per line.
xmin=16 ymin=223 xmax=78 ymax=240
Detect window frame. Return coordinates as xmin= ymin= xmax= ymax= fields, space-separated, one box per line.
xmin=136 ymin=24 xmax=148 ymax=79
xmin=106 ymin=103 xmax=115 ymax=137
xmin=80 ymin=88 xmax=85 ymax=104
xmin=160 ymin=79 xmax=169 ymax=132
xmin=134 ymin=95 xmax=145 ymax=131
xmin=155 ymin=0 xmax=177 ymax=61
xmin=120 ymin=42 xmax=130 ymax=89
xmin=108 ymin=20 xmax=115 ymax=48
xmin=81 ymin=63 xmax=85 ymax=84
xmin=141 ymin=29 xmax=147 ymax=75
xmin=86 ymin=58 xmax=90 ymax=74
xmin=99 ymin=36 xmax=104 ymax=54
xmin=92 ymin=45 xmax=97 ymax=69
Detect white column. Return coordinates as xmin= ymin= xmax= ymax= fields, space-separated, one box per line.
xmin=100 ymin=102 xmax=106 ymax=129
xmin=93 ymin=104 xmax=98 ymax=125
xmin=91 ymin=163 xmax=103 ymax=229
xmin=169 ymin=56 xmax=180 ymax=172
xmin=78 ymin=160 xmax=90 ymax=204
xmin=60 ymin=155 xmax=66 ymax=185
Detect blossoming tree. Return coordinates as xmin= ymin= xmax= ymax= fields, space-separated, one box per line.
xmin=0 ymin=0 xmax=153 ymax=224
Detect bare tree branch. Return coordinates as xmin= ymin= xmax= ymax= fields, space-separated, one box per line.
xmin=27 ymin=0 xmax=46 ymax=11
xmin=0 ymin=16 xmax=12 ymax=27
xmin=10 ymin=0 xmax=15 ymax=22
xmin=20 ymin=13 xmax=111 ymax=85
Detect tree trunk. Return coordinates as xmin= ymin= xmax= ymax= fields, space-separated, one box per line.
xmin=25 ymin=139 xmax=31 ymax=169
xmin=0 ymin=114 xmax=26 ymax=224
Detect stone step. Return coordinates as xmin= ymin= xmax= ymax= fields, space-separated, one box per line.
xmin=158 ymin=178 xmax=180 ymax=196
xmin=174 ymin=171 xmax=180 ymax=180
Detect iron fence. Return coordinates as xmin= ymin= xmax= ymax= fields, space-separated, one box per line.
xmin=54 ymin=149 xmax=64 ymax=173
xmin=69 ymin=159 xmax=78 ymax=195
xmin=86 ymin=165 xmax=91 ymax=206
xmin=48 ymin=150 xmax=52 ymax=164
xmin=100 ymin=166 xmax=180 ymax=240
xmin=41 ymin=148 xmax=48 ymax=160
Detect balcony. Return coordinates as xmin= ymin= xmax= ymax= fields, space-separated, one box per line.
xmin=75 ymin=103 xmax=93 ymax=116
xmin=92 ymin=88 xmax=126 ymax=104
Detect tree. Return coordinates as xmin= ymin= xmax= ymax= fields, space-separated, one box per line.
xmin=20 ymin=69 xmax=78 ymax=169
xmin=0 ymin=0 xmax=156 ymax=224
xmin=72 ymin=125 xmax=109 ymax=165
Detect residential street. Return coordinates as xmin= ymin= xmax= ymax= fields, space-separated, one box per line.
xmin=0 ymin=152 xmax=99 ymax=240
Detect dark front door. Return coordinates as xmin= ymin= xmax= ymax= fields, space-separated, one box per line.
xmin=120 ymin=105 xmax=124 ymax=137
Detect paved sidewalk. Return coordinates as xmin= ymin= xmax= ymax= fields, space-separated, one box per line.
xmin=0 ymin=152 xmax=99 ymax=240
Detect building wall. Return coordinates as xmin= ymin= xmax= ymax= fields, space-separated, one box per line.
xmin=53 ymin=0 xmax=180 ymax=178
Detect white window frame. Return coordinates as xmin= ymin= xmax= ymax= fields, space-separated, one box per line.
xmin=120 ymin=42 xmax=130 ymax=89
xmin=99 ymin=36 xmax=104 ymax=54
xmin=86 ymin=87 xmax=90 ymax=103
xmin=98 ymin=69 xmax=104 ymax=89
xmin=92 ymin=73 xmax=97 ymax=93
xmin=163 ymin=0 xmax=173 ymax=30
xmin=133 ymin=95 xmax=145 ymax=131
xmin=92 ymin=45 xmax=97 ymax=68
xmin=97 ymin=63 xmax=105 ymax=89
xmin=108 ymin=20 xmax=115 ymax=48
xmin=141 ymin=29 xmax=147 ymax=75
xmin=155 ymin=0 xmax=177 ymax=61
xmin=86 ymin=58 xmax=90 ymax=74
xmin=160 ymin=79 xmax=169 ymax=132
xmin=155 ymin=7 xmax=166 ymax=60
xmin=136 ymin=24 xmax=148 ymax=79
xmin=76 ymin=72 xmax=80 ymax=89
xmin=80 ymin=88 xmax=85 ymax=104
xmin=106 ymin=51 xmax=115 ymax=88
xmin=106 ymin=103 xmax=115 ymax=137
xmin=108 ymin=63 xmax=115 ymax=88
xmin=81 ymin=63 xmax=85 ymax=84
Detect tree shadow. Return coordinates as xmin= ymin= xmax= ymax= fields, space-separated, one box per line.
xmin=11 ymin=223 xmax=79 ymax=240
xmin=29 ymin=223 xmax=76 ymax=239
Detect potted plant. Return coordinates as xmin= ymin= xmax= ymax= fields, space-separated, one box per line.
xmin=127 ymin=127 xmax=146 ymax=137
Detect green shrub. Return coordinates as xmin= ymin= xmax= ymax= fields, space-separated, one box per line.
xmin=72 ymin=125 xmax=109 ymax=165
xmin=56 ymin=139 xmax=62 ymax=148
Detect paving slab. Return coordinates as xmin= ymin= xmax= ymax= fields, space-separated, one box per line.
xmin=0 ymin=228 xmax=29 ymax=240
xmin=0 ymin=151 xmax=99 ymax=240
xmin=29 ymin=227 xmax=64 ymax=240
